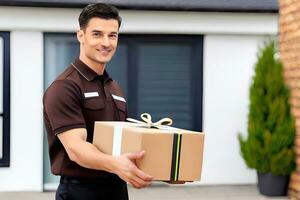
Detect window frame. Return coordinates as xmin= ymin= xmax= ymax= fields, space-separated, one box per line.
xmin=0 ymin=32 xmax=10 ymax=167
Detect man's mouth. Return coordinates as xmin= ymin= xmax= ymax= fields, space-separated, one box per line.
xmin=96 ymin=49 xmax=111 ymax=53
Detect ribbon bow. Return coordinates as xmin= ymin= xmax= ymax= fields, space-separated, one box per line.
xmin=127 ymin=113 xmax=173 ymax=128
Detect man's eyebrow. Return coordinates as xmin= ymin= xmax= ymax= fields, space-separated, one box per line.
xmin=91 ymin=30 xmax=103 ymax=33
xmin=90 ymin=30 xmax=118 ymax=35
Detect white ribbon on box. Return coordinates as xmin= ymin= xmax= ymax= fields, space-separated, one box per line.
xmin=112 ymin=126 xmax=123 ymax=156
xmin=127 ymin=113 xmax=173 ymax=128
xmin=112 ymin=113 xmax=174 ymax=156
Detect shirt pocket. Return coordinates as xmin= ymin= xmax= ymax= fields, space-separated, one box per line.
xmin=83 ymin=97 xmax=105 ymax=110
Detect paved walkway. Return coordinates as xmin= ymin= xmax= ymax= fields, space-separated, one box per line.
xmin=0 ymin=184 xmax=289 ymax=200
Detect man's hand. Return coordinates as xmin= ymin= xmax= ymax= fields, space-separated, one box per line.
xmin=111 ymin=151 xmax=154 ymax=189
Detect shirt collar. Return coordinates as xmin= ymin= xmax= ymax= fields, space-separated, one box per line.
xmin=72 ymin=58 xmax=112 ymax=83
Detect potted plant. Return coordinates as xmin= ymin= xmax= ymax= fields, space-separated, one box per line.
xmin=238 ymin=40 xmax=296 ymax=196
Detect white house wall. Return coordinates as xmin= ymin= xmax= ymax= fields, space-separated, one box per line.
xmin=0 ymin=7 xmax=277 ymax=35
xmin=0 ymin=31 xmax=44 ymax=191
xmin=202 ymin=34 xmax=268 ymax=184
xmin=0 ymin=6 xmax=278 ymax=191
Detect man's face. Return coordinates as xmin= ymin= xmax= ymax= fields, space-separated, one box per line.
xmin=77 ymin=17 xmax=119 ymax=65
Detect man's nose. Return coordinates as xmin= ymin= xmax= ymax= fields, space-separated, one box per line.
xmin=101 ymin=35 xmax=110 ymax=47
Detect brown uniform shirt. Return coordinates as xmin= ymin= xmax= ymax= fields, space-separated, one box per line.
xmin=43 ymin=58 xmax=127 ymax=178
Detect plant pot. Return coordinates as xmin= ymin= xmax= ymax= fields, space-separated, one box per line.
xmin=257 ymin=172 xmax=289 ymax=196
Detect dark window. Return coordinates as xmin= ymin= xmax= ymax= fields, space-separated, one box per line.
xmin=0 ymin=32 xmax=10 ymax=167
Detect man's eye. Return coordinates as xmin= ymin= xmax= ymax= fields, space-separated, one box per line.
xmin=93 ymin=33 xmax=100 ymax=37
xmin=109 ymin=34 xmax=118 ymax=39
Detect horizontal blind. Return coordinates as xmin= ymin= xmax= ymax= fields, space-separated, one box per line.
xmin=137 ymin=43 xmax=193 ymax=129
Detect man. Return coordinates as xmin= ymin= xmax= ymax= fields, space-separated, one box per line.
xmin=43 ymin=3 xmax=153 ymax=200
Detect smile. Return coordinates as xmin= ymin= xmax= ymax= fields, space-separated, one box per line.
xmin=96 ymin=49 xmax=111 ymax=53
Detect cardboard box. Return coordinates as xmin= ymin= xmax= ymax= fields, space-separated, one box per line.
xmin=93 ymin=121 xmax=204 ymax=181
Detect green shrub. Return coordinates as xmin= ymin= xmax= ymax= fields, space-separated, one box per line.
xmin=238 ymin=40 xmax=296 ymax=176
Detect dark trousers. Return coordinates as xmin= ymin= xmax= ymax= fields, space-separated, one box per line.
xmin=56 ymin=176 xmax=129 ymax=200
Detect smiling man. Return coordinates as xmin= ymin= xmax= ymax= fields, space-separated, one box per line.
xmin=43 ymin=3 xmax=153 ymax=200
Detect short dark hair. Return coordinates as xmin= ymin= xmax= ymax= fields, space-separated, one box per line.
xmin=79 ymin=3 xmax=122 ymax=30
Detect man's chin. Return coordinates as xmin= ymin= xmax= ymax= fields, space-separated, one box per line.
xmin=95 ymin=58 xmax=112 ymax=65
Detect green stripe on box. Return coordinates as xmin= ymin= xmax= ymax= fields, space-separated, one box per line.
xmin=170 ymin=133 xmax=182 ymax=181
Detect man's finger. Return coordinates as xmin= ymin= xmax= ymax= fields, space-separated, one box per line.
xmin=128 ymin=176 xmax=144 ymax=189
xmin=127 ymin=151 xmax=145 ymax=160
xmin=131 ymin=174 xmax=152 ymax=188
xmin=134 ymin=167 xmax=154 ymax=181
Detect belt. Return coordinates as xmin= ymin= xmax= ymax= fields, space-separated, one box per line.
xmin=60 ymin=175 xmax=122 ymax=185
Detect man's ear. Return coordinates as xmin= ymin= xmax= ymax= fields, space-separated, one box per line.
xmin=77 ymin=29 xmax=84 ymax=44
